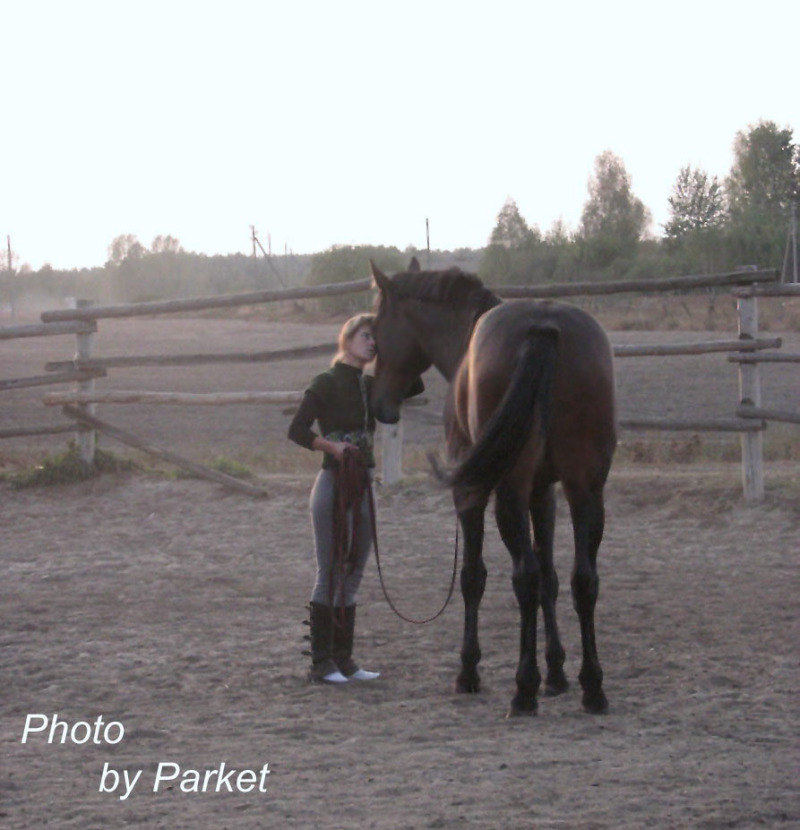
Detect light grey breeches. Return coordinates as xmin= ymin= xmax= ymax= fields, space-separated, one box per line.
xmin=309 ymin=468 xmax=373 ymax=607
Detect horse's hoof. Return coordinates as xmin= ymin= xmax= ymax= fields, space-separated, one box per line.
xmin=582 ymin=689 xmax=609 ymax=715
xmin=544 ymin=673 xmax=570 ymax=697
xmin=454 ymin=675 xmax=480 ymax=694
xmin=506 ymin=694 xmax=538 ymax=718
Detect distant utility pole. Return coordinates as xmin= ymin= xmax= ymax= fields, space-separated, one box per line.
xmin=782 ymin=203 xmax=798 ymax=284
xmin=249 ymin=226 xmax=287 ymax=287
xmin=425 ymin=218 xmax=431 ymax=268
xmin=6 ymin=235 xmax=16 ymax=321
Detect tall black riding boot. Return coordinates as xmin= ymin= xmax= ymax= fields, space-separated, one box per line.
xmin=333 ymin=605 xmax=380 ymax=681
xmin=306 ymin=602 xmax=348 ymax=684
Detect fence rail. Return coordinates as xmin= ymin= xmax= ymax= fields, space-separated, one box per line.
xmin=0 ymin=424 xmax=79 ymax=439
xmin=44 ymin=390 xmax=304 ymax=406
xmin=0 ymin=368 xmax=105 ymax=392
xmin=404 ymin=410 xmax=765 ymax=433
xmin=40 ymin=279 xmax=373 ymax=322
xmin=613 ymin=337 xmax=781 ymax=358
xmin=496 ymin=269 xmax=779 ymax=298
xmin=37 ymin=338 xmax=783 ymax=373
xmin=44 ymin=343 xmax=335 ymax=372
xmin=732 ymin=283 xmax=800 ymax=298
xmin=0 ymin=320 xmax=96 ymax=339
xmin=737 ymin=405 xmax=800 ymax=425
xmin=728 ymin=351 xmax=800 ymax=364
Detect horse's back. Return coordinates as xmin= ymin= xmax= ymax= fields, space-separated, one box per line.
xmin=469 ymin=299 xmax=612 ymax=387
xmin=463 ymin=300 xmax=616 ymax=488
xmin=475 ymin=299 xmax=610 ymax=357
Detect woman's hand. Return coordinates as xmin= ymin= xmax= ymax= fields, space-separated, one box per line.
xmin=328 ymin=441 xmax=360 ymax=462
xmin=312 ymin=437 xmax=359 ymax=462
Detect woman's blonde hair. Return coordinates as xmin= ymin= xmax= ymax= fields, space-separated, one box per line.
xmin=332 ymin=313 xmax=375 ymax=366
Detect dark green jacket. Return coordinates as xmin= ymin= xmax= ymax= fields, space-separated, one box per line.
xmin=288 ymin=362 xmax=375 ymax=468
xmin=288 ymin=362 xmax=423 ymax=469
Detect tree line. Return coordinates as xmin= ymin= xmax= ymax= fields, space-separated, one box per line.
xmin=479 ymin=120 xmax=799 ymax=286
xmin=3 ymin=120 xmax=796 ymax=313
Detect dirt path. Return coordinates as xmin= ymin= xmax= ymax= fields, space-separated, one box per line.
xmin=2 ymin=465 xmax=798 ymax=828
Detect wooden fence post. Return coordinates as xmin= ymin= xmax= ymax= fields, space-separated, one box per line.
xmin=381 ymin=418 xmax=403 ymax=485
xmin=737 ymin=294 xmax=765 ymax=501
xmin=71 ymin=298 xmax=96 ymax=467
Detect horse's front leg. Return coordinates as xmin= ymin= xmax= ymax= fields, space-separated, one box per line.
xmin=453 ymin=488 xmax=488 ymax=694
xmin=495 ymin=482 xmax=541 ymax=716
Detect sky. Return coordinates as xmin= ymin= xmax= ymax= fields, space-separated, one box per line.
xmin=2 ymin=0 xmax=798 ymax=271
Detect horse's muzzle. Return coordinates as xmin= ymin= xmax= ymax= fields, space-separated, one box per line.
xmin=373 ymin=399 xmax=400 ymax=425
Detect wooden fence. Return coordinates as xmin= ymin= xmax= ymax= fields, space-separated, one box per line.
xmin=727 ymin=283 xmax=800 ymax=499
xmin=2 ymin=268 xmax=797 ymax=501
xmin=0 ymin=304 xmax=104 ymax=442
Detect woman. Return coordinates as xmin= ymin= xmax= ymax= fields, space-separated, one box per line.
xmin=288 ymin=314 xmax=396 ymax=683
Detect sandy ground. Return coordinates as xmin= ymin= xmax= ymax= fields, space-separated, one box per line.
xmin=1 ymin=466 xmax=798 ymax=829
xmin=1 ymin=309 xmax=799 ymax=828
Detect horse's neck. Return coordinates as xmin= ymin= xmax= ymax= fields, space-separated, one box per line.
xmin=411 ymin=305 xmax=479 ymax=381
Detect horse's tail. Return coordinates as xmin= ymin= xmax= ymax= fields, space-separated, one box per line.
xmin=448 ymin=326 xmax=559 ymax=492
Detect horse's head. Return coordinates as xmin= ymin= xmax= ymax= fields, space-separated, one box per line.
xmin=370 ymin=258 xmax=431 ymax=424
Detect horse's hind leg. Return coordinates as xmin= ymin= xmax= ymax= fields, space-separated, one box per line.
xmin=531 ymin=484 xmax=568 ymax=696
xmin=565 ymin=484 xmax=608 ymax=714
xmin=453 ymin=490 xmax=488 ymax=694
xmin=495 ymin=482 xmax=541 ymax=716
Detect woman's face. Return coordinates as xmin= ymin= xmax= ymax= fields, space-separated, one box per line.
xmin=345 ymin=325 xmax=376 ymax=366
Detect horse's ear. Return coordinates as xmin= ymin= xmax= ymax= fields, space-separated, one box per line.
xmin=370 ymin=260 xmax=391 ymax=294
xmin=408 ymin=256 xmax=421 ymax=273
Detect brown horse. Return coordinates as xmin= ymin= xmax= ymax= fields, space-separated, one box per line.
xmin=370 ymin=259 xmax=616 ymax=716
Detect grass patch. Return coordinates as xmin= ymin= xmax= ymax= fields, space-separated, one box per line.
xmin=208 ymin=456 xmax=254 ymax=478
xmin=5 ymin=442 xmax=136 ymax=490
xmin=173 ymin=455 xmax=255 ymax=479
xmin=174 ymin=455 xmax=255 ymax=480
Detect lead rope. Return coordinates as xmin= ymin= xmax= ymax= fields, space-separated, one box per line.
xmin=366 ymin=472 xmax=459 ymax=625
xmin=361 ymin=372 xmax=458 ymax=624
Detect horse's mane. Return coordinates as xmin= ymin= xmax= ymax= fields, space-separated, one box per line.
xmin=385 ymin=267 xmax=501 ymax=313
